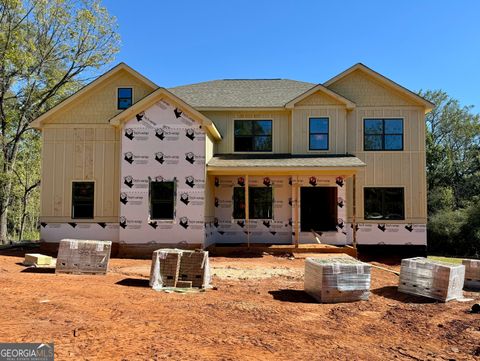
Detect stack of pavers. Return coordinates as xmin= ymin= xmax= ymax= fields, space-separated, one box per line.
xmin=398 ymin=257 xmax=465 ymax=301
xmin=304 ymin=256 xmax=371 ymax=303
xmin=149 ymin=249 xmax=210 ymax=290
xmin=462 ymin=259 xmax=480 ymax=289
xmin=55 ymin=239 xmax=112 ymax=275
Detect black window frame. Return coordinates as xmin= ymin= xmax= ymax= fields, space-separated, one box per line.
xmin=363 ymin=118 xmax=404 ymax=151
xmin=71 ymin=181 xmax=94 ymax=219
xmin=234 ymin=119 xmax=272 ymax=152
xmin=364 ymin=187 xmax=405 ymax=220
xmin=117 ymin=87 xmax=133 ymax=110
xmin=149 ymin=180 xmax=175 ymax=220
xmin=233 ymin=187 xmax=273 ymax=220
xmin=308 ymin=117 xmax=329 ymax=150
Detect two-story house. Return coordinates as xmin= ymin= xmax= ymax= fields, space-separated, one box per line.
xmin=31 ymin=63 xmax=433 ymax=256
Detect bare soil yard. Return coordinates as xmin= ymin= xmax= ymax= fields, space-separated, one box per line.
xmin=0 ymin=250 xmax=478 ymax=360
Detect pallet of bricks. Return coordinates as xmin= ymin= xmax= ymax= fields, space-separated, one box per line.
xmin=462 ymin=259 xmax=480 ymax=290
xmin=304 ymin=256 xmax=371 ymax=303
xmin=398 ymin=257 xmax=465 ymax=302
xmin=56 ymin=239 xmax=112 ymax=275
xmin=149 ymin=249 xmax=210 ymax=290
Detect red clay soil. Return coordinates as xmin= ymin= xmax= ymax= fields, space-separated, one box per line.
xmin=0 ymin=251 xmax=478 ymax=361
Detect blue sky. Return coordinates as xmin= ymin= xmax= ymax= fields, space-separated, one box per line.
xmin=102 ymin=0 xmax=480 ymax=109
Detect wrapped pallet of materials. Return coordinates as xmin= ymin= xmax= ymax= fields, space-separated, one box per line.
xmin=462 ymin=259 xmax=480 ymax=289
xmin=398 ymin=257 xmax=465 ymax=302
xmin=149 ymin=249 xmax=211 ymax=290
xmin=56 ymin=239 xmax=112 ymax=275
xmin=304 ymin=257 xmax=371 ymax=303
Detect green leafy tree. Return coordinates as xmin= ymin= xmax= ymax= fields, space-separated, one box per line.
xmin=0 ymin=0 xmax=120 ymax=243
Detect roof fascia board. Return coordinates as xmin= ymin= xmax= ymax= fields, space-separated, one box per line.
xmin=284 ymin=84 xmax=356 ymax=110
xmin=109 ymin=88 xmax=222 ymax=141
xmin=324 ymin=63 xmax=434 ymax=112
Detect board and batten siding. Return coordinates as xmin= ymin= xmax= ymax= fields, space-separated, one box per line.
xmin=201 ymin=110 xmax=291 ymax=154
xmin=291 ymin=106 xmax=347 ymax=154
xmin=345 ymin=106 xmax=427 ymax=224
xmin=40 ymin=125 xmax=120 ymax=222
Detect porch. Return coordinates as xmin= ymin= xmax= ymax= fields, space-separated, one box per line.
xmin=205 ymin=154 xmax=365 ymax=250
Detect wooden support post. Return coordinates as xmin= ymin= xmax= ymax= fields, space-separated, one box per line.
xmin=245 ymin=174 xmax=250 ymax=248
xmin=294 ymin=176 xmax=300 ymax=248
xmin=352 ymin=173 xmax=357 ymax=249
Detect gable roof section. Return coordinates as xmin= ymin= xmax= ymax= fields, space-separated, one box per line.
xmin=324 ymin=63 xmax=434 ymax=111
xmin=109 ymin=87 xmax=222 ymax=141
xmin=285 ymin=83 xmax=355 ymax=109
xmin=168 ymin=79 xmax=315 ymax=108
xmin=30 ymin=63 xmax=158 ymax=129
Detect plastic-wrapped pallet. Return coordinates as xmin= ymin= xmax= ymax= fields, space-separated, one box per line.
xmin=304 ymin=257 xmax=371 ymax=303
xmin=462 ymin=259 xmax=480 ymax=289
xmin=398 ymin=257 xmax=465 ymax=302
xmin=149 ymin=249 xmax=211 ymax=290
xmin=56 ymin=239 xmax=112 ymax=275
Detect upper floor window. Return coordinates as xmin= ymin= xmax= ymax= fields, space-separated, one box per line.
xmin=150 ymin=180 xmax=175 ymax=220
xmin=72 ymin=181 xmax=94 ymax=219
xmin=234 ymin=119 xmax=272 ymax=152
xmin=364 ymin=187 xmax=405 ymax=220
xmin=233 ymin=187 xmax=273 ymax=219
xmin=118 ymin=88 xmax=133 ymax=110
xmin=364 ymin=118 xmax=403 ymax=151
xmin=309 ymin=117 xmax=329 ymax=150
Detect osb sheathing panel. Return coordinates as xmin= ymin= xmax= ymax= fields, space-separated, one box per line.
xmin=42 ymin=69 xmax=155 ymax=125
xmin=201 ymin=110 xmax=290 ymax=154
xmin=41 ymin=126 xmax=120 ymax=222
xmin=291 ymin=106 xmax=347 ymax=154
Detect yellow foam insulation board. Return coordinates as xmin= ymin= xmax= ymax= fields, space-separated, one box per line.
xmin=24 ymin=253 xmax=53 ymax=266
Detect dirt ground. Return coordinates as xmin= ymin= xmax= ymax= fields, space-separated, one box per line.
xmin=0 ymin=250 xmax=478 ymax=361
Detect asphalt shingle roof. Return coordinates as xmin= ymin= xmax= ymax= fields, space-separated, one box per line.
xmin=168 ymin=79 xmax=316 ymax=108
xmin=207 ymin=154 xmax=365 ymax=168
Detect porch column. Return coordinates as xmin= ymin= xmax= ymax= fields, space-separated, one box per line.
xmin=294 ymin=176 xmax=300 ymax=248
xmin=245 ymin=174 xmax=250 ymax=248
xmin=352 ymin=174 xmax=357 ymax=249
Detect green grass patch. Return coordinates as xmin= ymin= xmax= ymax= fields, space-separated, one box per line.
xmin=427 ymin=256 xmax=463 ymax=264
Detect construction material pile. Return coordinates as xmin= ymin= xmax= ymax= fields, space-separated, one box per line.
xmin=398 ymin=257 xmax=465 ymax=302
xmin=149 ymin=249 xmax=210 ymax=290
xmin=304 ymin=256 xmax=371 ymax=303
xmin=462 ymin=259 xmax=480 ymax=289
xmin=56 ymin=239 xmax=112 ymax=275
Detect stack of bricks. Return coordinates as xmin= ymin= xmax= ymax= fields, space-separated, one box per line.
xmin=462 ymin=259 xmax=480 ymax=289
xmin=56 ymin=239 xmax=112 ymax=275
xmin=150 ymin=249 xmax=209 ymax=289
xmin=304 ymin=256 xmax=371 ymax=303
xmin=398 ymin=257 xmax=465 ymax=302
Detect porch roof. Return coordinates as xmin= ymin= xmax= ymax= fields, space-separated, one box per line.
xmin=207 ymin=154 xmax=365 ymax=175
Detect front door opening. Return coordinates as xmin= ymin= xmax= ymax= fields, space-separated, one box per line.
xmin=300 ymin=187 xmax=337 ymax=232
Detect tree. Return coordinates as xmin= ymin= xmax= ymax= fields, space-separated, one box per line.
xmin=0 ymin=0 xmax=120 ymax=243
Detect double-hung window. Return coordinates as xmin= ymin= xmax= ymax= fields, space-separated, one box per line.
xmin=233 ymin=187 xmax=273 ymax=219
xmin=364 ymin=118 xmax=403 ymax=151
xmin=309 ymin=117 xmax=329 ymax=150
xmin=72 ymin=182 xmax=94 ymax=219
xmin=150 ymin=180 xmax=175 ymax=220
xmin=234 ymin=120 xmax=272 ymax=152
xmin=364 ymin=187 xmax=405 ymax=220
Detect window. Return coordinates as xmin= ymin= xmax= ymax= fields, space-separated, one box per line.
xmin=117 ymin=88 xmax=133 ymax=109
xmin=309 ymin=117 xmax=329 ymax=150
xmin=364 ymin=118 xmax=403 ymax=151
xmin=234 ymin=120 xmax=272 ymax=152
xmin=364 ymin=187 xmax=405 ymax=220
xmin=72 ymin=182 xmax=94 ymax=219
xmin=233 ymin=187 xmax=273 ymax=219
xmin=150 ymin=181 xmax=175 ymax=220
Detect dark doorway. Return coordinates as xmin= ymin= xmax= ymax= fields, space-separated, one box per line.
xmin=300 ymin=187 xmax=337 ymax=232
